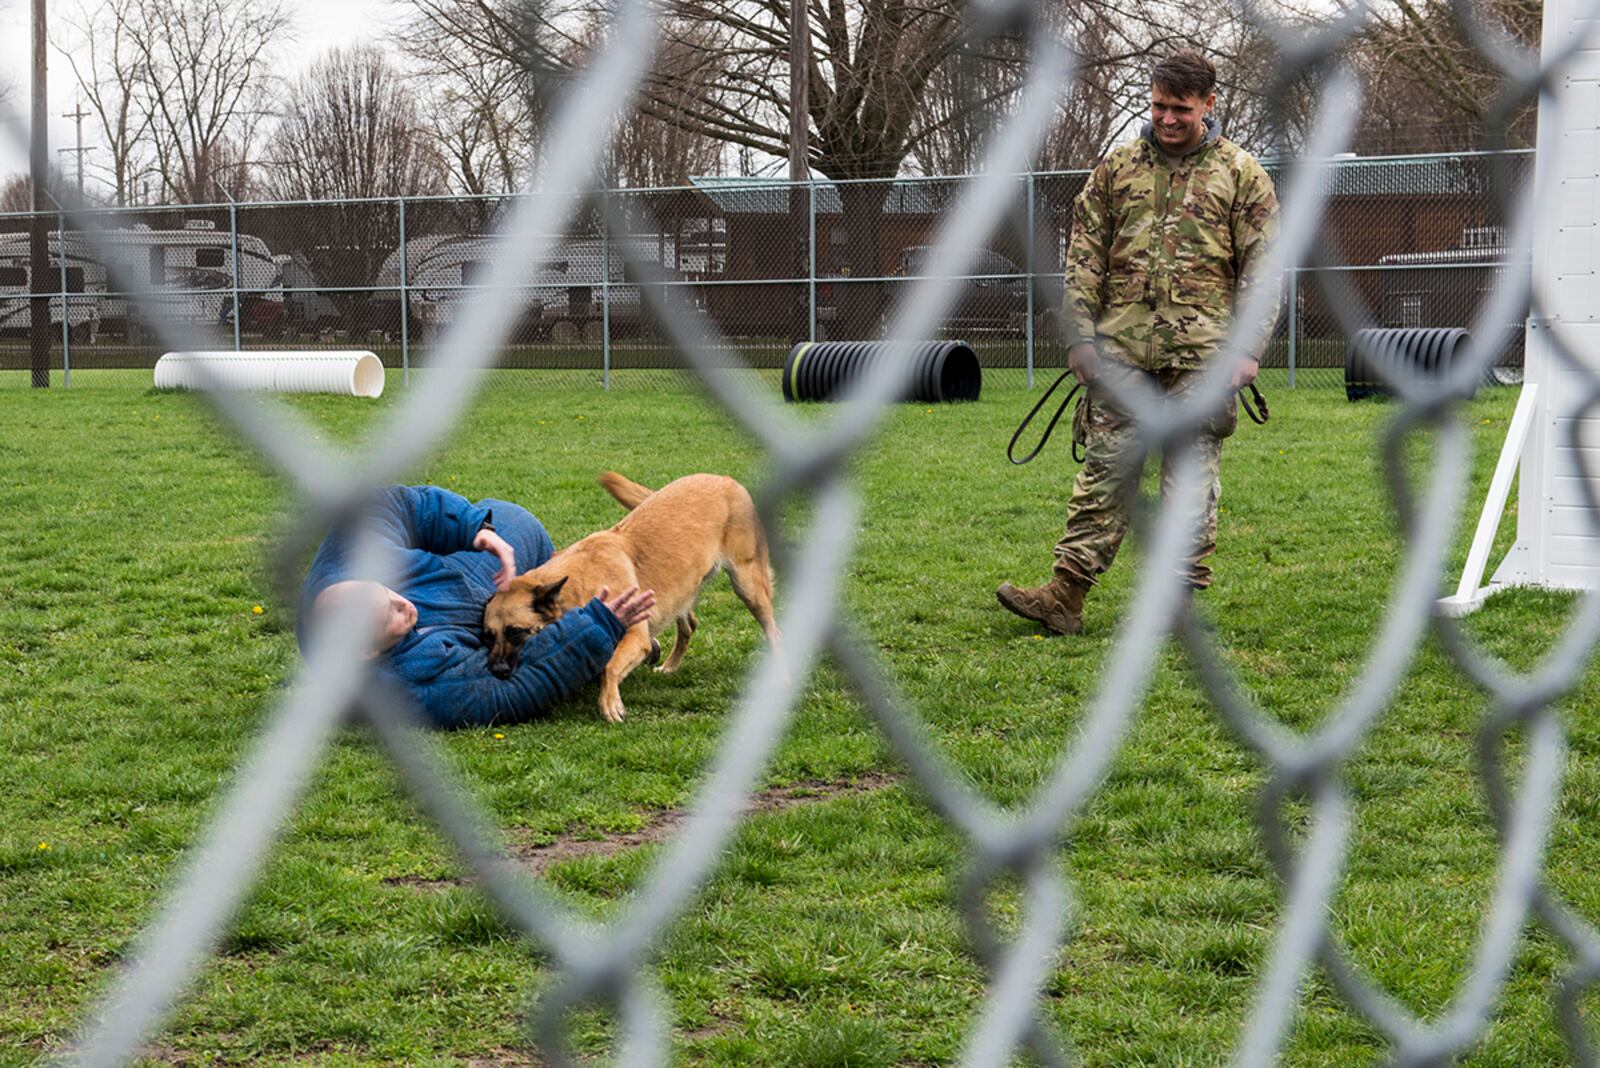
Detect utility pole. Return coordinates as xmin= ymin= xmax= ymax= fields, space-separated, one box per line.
xmin=61 ymin=102 xmax=93 ymax=199
xmin=789 ymin=0 xmax=808 ymax=186
xmin=30 ymin=0 xmax=50 ymax=389
xmin=788 ymin=0 xmax=810 ymax=346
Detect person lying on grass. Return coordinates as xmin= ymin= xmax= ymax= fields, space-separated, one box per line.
xmin=297 ymin=484 xmax=655 ymax=729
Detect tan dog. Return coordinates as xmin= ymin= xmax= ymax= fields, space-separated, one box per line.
xmin=483 ymin=472 xmax=781 ymax=723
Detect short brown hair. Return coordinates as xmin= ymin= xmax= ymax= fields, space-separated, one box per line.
xmin=1152 ymin=49 xmax=1216 ymax=99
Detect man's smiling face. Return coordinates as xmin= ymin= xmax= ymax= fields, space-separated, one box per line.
xmin=1150 ymin=84 xmax=1215 ymax=156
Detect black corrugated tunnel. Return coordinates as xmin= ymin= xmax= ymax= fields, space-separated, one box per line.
xmin=782 ymin=340 xmax=982 ymax=403
xmin=1345 ymin=327 xmax=1471 ymax=401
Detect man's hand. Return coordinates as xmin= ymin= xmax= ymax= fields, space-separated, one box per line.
xmin=599 ymin=586 xmax=656 ymax=629
xmin=1230 ymin=356 xmax=1261 ymax=392
xmin=473 ymin=528 xmax=517 ymax=591
xmin=1067 ymin=341 xmax=1099 ymax=386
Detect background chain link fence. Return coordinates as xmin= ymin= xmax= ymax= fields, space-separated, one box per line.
xmin=0 ymin=152 xmax=1532 ymax=392
xmin=4 ymin=0 xmax=1599 ymax=1064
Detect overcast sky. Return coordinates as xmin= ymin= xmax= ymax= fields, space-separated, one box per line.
xmin=0 ymin=0 xmax=402 ymax=181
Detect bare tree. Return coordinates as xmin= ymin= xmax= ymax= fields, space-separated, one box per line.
xmin=906 ymin=35 xmax=1032 ymax=177
xmin=1033 ymin=62 xmax=1135 ymax=172
xmin=124 ymin=0 xmax=293 ymax=203
xmin=54 ymin=0 xmax=155 ymax=206
xmin=396 ymin=2 xmax=542 ymax=196
xmin=265 ymin=46 xmax=446 ymax=201
xmin=601 ymin=22 xmax=728 ymax=189
xmin=1346 ymin=0 xmax=1538 ymax=153
xmin=0 ymin=174 xmax=32 ymax=214
xmin=911 ymin=0 xmax=1204 ymax=177
xmin=259 ymin=46 xmax=448 ymax=331
xmin=420 ymin=67 xmax=537 ymax=197
xmin=0 ymin=167 xmax=76 ymax=213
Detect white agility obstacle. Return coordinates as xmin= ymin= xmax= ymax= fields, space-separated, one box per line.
xmin=1441 ymin=0 xmax=1600 ymax=615
xmin=153 ymin=351 xmax=386 ymax=398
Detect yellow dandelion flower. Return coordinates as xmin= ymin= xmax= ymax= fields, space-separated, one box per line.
xmin=37 ymin=841 xmax=49 ymax=852
xmin=493 ymin=732 xmax=506 ymax=740
xmin=251 ymin=605 xmax=264 ymax=615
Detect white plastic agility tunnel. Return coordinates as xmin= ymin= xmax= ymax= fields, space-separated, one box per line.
xmin=153 ymin=351 xmax=386 ymax=397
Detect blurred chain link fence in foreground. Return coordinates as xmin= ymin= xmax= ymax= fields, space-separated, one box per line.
xmin=5 ymin=0 xmax=1600 ymax=1065
xmin=0 ymin=152 xmax=1532 ymax=392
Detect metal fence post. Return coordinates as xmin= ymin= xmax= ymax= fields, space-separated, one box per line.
xmin=1025 ymin=173 xmax=1035 ymax=389
xmin=808 ymin=178 xmax=817 ymax=342
xmin=1287 ymin=266 xmax=1298 ymax=389
xmin=214 ymin=182 xmax=244 ymax=350
xmin=399 ymin=196 xmax=410 ymax=388
xmin=213 ymin=181 xmax=242 ymax=352
xmin=56 ymin=203 xmax=68 ymax=387
xmin=602 ymin=187 xmax=611 ymax=390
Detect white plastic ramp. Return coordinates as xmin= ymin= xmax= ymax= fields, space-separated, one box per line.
xmin=153 ymin=351 xmax=385 ymax=397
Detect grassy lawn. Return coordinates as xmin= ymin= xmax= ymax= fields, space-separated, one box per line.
xmin=1 ymin=369 xmax=1595 ymax=1066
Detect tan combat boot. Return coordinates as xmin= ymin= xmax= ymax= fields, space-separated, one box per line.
xmin=995 ymin=575 xmax=1089 ymax=635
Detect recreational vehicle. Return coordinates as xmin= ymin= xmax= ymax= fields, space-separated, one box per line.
xmin=372 ymin=232 xmax=669 ymax=342
xmin=91 ymin=222 xmax=280 ymax=337
xmin=0 ymin=231 xmax=107 ymax=340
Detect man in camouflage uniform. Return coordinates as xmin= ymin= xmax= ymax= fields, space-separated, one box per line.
xmin=997 ymin=48 xmax=1279 ymax=634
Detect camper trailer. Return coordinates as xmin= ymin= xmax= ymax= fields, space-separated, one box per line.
xmin=373 ymin=232 xmax=668 ymax=342
xmin=90 ymin=222 xmax=280 ymax=337
xmin=0 ymin=231 xmax=108 ymax=340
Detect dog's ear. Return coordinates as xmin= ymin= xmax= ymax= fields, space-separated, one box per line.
xmin=531 ymin=575 xmax=568 ymax=608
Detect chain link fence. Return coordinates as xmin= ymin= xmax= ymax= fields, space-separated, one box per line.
xmin=6 ymin=0 xmax=1600 ymax=1063
xmin=0 ymin=151 xmax=1531 ymax=392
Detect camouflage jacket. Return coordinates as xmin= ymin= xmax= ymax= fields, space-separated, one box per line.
xmin=1063 ymin=118 xmax=1280 ymax=371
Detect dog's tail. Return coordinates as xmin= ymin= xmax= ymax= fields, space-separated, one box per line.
xmin=598 ymin=471 xmax=655 ymax=511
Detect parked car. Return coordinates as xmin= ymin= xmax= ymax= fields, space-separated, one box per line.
xmin=817 ymin=245 xmax=1030 ymax=339
xmin=264 ymin=252 xmax=344 ymax=339
xmin=894 ymin=245 xmax=1028 ymax=335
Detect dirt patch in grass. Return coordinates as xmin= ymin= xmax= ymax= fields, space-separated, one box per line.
xmin=381 ymin=874 xmax=460 ymax=891
xmin=677 ymin=1009 xmax=740 ymax=1043
xmin=379 ymin=773 xmax=898 ymax=890
xmin=463 ymin=1047 xmax=545 ymax=1067
xmin=508 ymin=772 xmax=899 ymax=876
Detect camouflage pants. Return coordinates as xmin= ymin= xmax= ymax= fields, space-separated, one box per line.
xmin=1053 ymin=364 xmax=1237 ymax=590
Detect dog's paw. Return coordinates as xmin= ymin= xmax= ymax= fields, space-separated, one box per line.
xmin=600 ymin=696 xmax=627 ymax=723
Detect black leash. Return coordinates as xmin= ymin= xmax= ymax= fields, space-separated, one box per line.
xmin=1241 ymin=382 xmax=1270 ymax=425
xmin=1007 ymin=373 xmax=1271 ymax=466
xmin=1007 ymin=369 xmax=1081 ymax=465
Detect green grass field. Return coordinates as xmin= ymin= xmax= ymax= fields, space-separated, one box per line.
xmin=1 ymin=370 xmax=1596 ymax=1066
